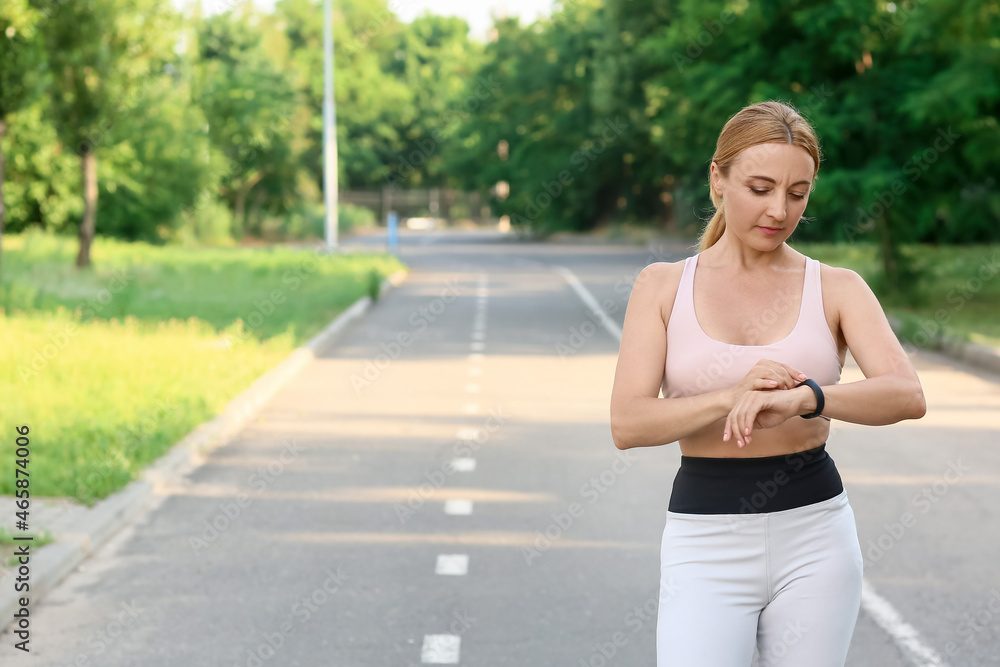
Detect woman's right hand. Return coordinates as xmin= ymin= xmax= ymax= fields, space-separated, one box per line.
xmin=726 ymin=360 xmax=808 ymax=409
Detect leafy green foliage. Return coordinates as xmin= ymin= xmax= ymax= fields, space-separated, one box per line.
xmin=1 ymin=0 xmax=997 ymax=258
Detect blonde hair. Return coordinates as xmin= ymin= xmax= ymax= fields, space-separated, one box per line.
xmin=697 ymin=100 xmax=822 ymax=252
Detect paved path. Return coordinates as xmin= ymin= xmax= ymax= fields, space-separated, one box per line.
xmin=2 ymin=234 xmax=998 ymax=665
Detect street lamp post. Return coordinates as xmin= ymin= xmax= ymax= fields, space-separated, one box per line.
xmin=323 ymin=0 xmax=339 ymax=251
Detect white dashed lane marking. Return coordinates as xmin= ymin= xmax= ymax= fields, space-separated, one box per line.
xmin=421 ymin=634 xmax=461 ymax=663
xmin=435 ymin=554 xmax=470 ymax=576
xmin=443 ymin=499 xmax=473 ymax=515
xmin=448 ymin=458 xmax=476 ymax=472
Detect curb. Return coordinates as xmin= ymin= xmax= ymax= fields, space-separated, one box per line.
xmin=0 ymin=268 xmax=409 ymax=634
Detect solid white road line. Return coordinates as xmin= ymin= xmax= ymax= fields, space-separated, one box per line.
xmin=550 ymin=264 xmax=623 ymax=341
xmin=861 ymin=583 xmax=951 ymax=667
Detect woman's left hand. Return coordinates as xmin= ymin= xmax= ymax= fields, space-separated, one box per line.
xmin=723 ymin=387 xmax=807 ymax=448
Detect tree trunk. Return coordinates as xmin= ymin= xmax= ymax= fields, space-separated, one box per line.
xmin=232 ymin=170 xmax=265 ymax=238
xmin=0 ymin=116 xmax=6 ymax=283
xmin=234 ymin=188 xmax=247 ymax=236
xmin=876 ymin=210 xmax=899 ymax=292
xmin=76 ymin=149 xmax=98 ymax=268
xmin=248 ymin=189 xmax=265 ymax=237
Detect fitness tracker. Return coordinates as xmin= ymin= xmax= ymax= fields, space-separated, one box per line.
xmin=795 ymin=378 xmax=825 ymax=419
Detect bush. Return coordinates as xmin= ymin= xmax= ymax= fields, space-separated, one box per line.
xmin=285 ymin=202 xmax=378 ymax=240
xmin=172 ymin=194 xmax=236 ymax=247
xmin=337 ymin=203 xmax=377 ymax=233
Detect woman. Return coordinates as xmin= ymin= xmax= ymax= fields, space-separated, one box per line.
xmin=609 ymin=100 xmax=926 ymax=666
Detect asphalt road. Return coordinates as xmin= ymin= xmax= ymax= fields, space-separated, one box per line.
xmin=2 ymin=230 xmax=998 ymax=666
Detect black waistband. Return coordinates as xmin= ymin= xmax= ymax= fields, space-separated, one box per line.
xmin=667 ymin=443 xmax=844 ymax=514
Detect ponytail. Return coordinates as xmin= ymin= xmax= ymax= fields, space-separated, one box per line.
xmin=698 ymin=188 xmax=726 ymax=252
xmin=698 ymin=200 xmax=726 ymax=253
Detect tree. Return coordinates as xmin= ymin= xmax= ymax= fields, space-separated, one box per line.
xmin=635 ymin=0 xmax=934 ymax=290
xmin=591 ymin=0 xmax=680 ymax=227
xmin=37 ymin=0 xmax=179 ymax=267
xmin=0 ymin=0 xmax=43 ymax=280
xmin=382 ymin=13 xmax=484 ymax=189
xmin=195 ymin=5 xmax=302 ymax=236
xmin=279 ymin=0 xmax=414 ymax=190
xmin=445 ymin=3 xmax=613 ymax=235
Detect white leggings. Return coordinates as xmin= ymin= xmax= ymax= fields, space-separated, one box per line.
xmin=656 ymin=488 xmax=864 ymax=666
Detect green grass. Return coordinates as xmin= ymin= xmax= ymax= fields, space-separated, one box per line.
xmin=0 ymin=526 xmax=55 ymax=569
xmin=793 ymin=241 xmax=1000 ymax=349
xmin=0 ymin=230 xmax=398 ymax=340
xmin=0 ymin=230 xmax=407 ymax=506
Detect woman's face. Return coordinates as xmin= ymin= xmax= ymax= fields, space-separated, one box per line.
xmin=711 ymin=142 xmax=815 ymax=247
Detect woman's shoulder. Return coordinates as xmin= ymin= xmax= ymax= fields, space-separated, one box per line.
xmin=635 ymin=258 xmax=687 ymax=294
xmin=794 ymin=250 xmax=860 ymax=286
xmin=807 ymin=254 xmax=867 ymax=291
xmin=633 ymin=259 xmax=688 ymax=325
xmin=640 ymin=257 xmax=687 ymax=276
xmin=808 ymin=256 xmax=874 ymax=335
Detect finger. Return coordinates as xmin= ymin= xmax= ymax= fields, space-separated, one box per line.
xmin=782 ymin=364 xmax=808 ymax=386
xmin=733 ymin=404 xmax=746 ymax=447
xmin=763 ymin=365 xmax=789 ymax=389
xmin=775 ymin=369 xmax=796 ymax=390
xmin=739 ymin=404 xmax=754 ymax=444
xmin=727 ymin=404 xmax=742 ymax=446
xmin=744 ymin=393 xmax=763 ymax=443
xmin=781 ymin=362 xmax=806 ymax=377
xmin=730 ymin=407 xmax=742 ymax=445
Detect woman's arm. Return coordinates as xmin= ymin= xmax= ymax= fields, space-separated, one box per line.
xmin=610 ymin=262 xmax=739 ymax=450
xmin=726 ymin=266 xmax=926 ymax=443
xmin=614 ymin=389 xmax=736 ymax=450
xmin=783 ymin=266 xmax=926 ymax=426
xmin=792 ymin=375 xmax=924 ymax=425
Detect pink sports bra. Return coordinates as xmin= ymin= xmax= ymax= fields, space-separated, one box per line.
xmin=662 ymin=252 xmax=843 ymax=399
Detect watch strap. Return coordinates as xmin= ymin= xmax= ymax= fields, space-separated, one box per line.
xmin=794 ymin=378 xmax=824 ymax=419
